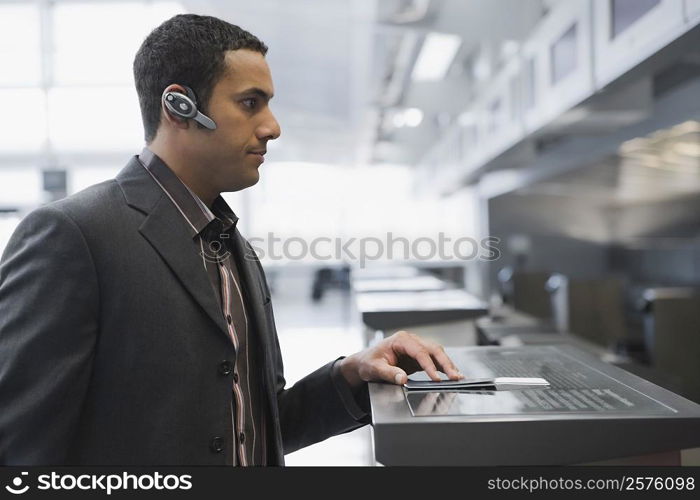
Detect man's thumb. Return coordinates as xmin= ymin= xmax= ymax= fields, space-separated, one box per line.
xmin=381 ymin=366 xmax=407 ymax=385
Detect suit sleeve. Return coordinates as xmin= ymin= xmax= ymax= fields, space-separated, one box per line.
xmin=273 ymin=336 xmax=370 ymax=455
xmin=330 ymin=357 xmax=371 ymax=420
xmin=0 ymin=205 xmax=99 ymax=465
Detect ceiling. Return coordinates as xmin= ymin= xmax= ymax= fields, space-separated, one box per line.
xmin=183 ymin=0 xmax=550 ymax=166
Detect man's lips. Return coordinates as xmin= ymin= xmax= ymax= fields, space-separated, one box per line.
xmin=248 ymin=151 xmax=266 ymax=163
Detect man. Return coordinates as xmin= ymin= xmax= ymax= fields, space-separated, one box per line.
xmin=0 ymin=14 xmax=463 ymax=466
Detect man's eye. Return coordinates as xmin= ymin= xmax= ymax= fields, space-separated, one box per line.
xmin=241 ymin=98 xmax=257 ymax=109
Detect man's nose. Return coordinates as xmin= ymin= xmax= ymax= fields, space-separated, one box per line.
xmin=258 ymin=110 xmax=281 ymax=141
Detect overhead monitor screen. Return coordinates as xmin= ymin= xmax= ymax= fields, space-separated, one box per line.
xmin=551 ymin=23 xmax=578 ymax=85
xmin=611 ymin=0 xmax=661 ymax=39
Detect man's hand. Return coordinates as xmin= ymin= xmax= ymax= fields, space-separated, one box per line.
xmin=338 ymin=330 xmax=464 ymax=388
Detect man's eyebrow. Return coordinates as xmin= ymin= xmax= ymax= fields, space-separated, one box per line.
xmin=237 ymin=88 xmax=274 ymax=100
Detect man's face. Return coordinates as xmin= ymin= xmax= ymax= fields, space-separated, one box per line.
xmin=188 ymin=49 xmax=281 ymax=193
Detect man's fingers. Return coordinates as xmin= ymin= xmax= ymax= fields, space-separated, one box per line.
xmin=392 ymin=335 xmax=441 ymax=380
xmin=415 ymin=351 xmax=441 ymax=381
xmin=373 ymin=362 xmax=408 ymax=385
xmin=391 ymin=332 xmax=463 ymax=381
xmin=429 ymin=347 xmax=463 ymax=380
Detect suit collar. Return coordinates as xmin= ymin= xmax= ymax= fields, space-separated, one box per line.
xmin=115 ymin=155 xmax=163 ymax=215
xmin=137 ymin=148 xmax=240 ymax=238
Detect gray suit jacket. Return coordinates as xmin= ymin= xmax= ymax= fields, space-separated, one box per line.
xmin=0 ymin=156 xmax=367 ymax=465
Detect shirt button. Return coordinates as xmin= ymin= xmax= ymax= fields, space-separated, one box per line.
xmin=233 ymin=372 xmax=239 ymax=384
xmin=239 ymin=432 xmax=245 ymax=445
xmin=226 ymin=314 xmax=232 ymax=325
xmin=210 ymin=436 xmax=225 ymax=453
xmin=218 ymin=361 xmax=233 ymax=376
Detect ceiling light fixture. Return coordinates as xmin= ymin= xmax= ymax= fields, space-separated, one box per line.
xmin=411 ymin=33 xmax=462 ymax=82
xmin=404 ymin=108 xmax=424 ymax=127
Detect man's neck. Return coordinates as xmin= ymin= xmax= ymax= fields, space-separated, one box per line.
xmin=147 ymin=140 xmax=217 ymax=208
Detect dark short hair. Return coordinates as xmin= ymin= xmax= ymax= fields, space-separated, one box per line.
xmin=133 ymin=14 xmax=268 ymax=143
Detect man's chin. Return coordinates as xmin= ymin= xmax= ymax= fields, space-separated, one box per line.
xmin=224 ymin=171 xmax=260 ymax=193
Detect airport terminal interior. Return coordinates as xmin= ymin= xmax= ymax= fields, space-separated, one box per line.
xmin=1 ymin=0 xmax=700 ymax=465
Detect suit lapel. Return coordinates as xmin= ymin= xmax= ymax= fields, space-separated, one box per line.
xmin=116 ymin=157 xmax=228 ymax=337
xmin=139 ymin=194 xmax=229 ymax=336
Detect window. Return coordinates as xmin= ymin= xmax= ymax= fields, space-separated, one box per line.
xmin=0 ymin=1 xmax=187 ymax=211
xmin=488 ymin=99 xmax=502 ymax=133
xmin=0 ymin=89 xmax=47 ymax=152
xmin=0 ymin=3 xmax=41 ymax=86
xmin=509 ymin=76 xmax=520 ymax=121
xmin=550 ymin=23 xmax=577 ymax=85
xmin=524 ymin=57 xmax=536 ymax=111
xmin=48 ymin=87 xmax=143 ymax=151
xmin=0 ymin=169 xmax=42 ymax=205
xmin=0 ymin=215 xmax=22 ymax=258
xmin=611 ymin=0 xmax=662 ymax=39
xmin=69 ymin=166 xmax=123 ymax=194
xmin=53 ymin=1 xmax=185 ymax=85
xmin=463 ymin=124 xmax=477 ymax=151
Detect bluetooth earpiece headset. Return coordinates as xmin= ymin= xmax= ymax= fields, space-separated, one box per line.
xmin=162 ymin=85 xmax=217 ymax=130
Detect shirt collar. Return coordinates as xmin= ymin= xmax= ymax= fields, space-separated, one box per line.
xmin=138 ymin=147 xmax=239 ymax=238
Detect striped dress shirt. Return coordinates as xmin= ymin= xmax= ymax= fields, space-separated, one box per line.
xmin=138 ymin=147 xmax=266 ymax=466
